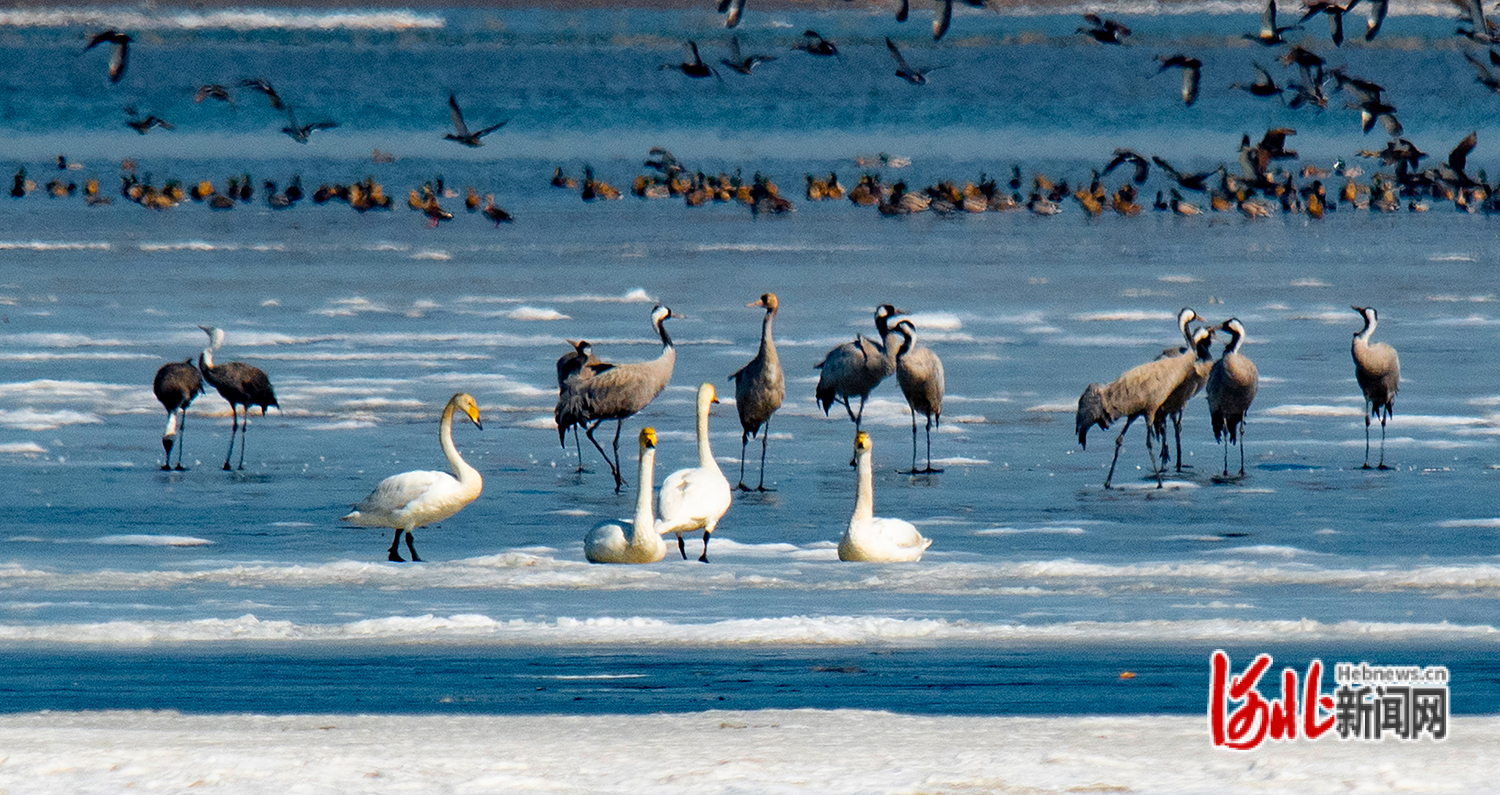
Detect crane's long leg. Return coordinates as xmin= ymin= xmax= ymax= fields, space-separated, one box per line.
xmin=1239 ymin=421 xmax=1247 ymax=476
xmin=388 ymin=528 xmax=405 ymax=562
xmin=907 ymin=407 xmax=920 ymax=474
xmin=1378 ymin=413 xmax=1389 ymax=470
xmin=405 ymin=531 xmax=421 ymax=562
xmin=585 ymin=420 xmax=621 ymax=485
xmin=573 ymin=427 xmax=588 ymax=473
xmin=1222 ymin=431 xmax=1230 ymax=477
xmin=175 ymin=409 xmax=189 ymax=470
xmin=738 ymin=431 xmax=751 ymax=491
xmin=237 ymin=410 xmax=250 ymax=470
xmin=1362 ymin=403 xmax=1373 ymax=469
xmin=758 ymin=418 xmax=772 ymax=491
xmin=1103 ymin=416 xmax=1137 ymax=489
xmin=611 ymin=420 xmax=628 ymax=491
xmin=1146 ymin=420 xmax=1164 ymax=488
xmin=222 ymin=405 xmax=239 ymax=471
xmin=923 ymin=414 xmax=943 ymax=474
xmin=1173 ymin=412 xmax=1186 ymax=472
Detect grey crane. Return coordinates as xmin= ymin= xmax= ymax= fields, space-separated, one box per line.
xmin=153 ymin=358 xmax=203 ymax=471
xmin=1206 ymin=318 xmax=1260 ymax=478
xmin=893 ymin=319 xmax=945 ymax=474
xmin=815 ymin=304 xmax=908 ymax=433
xmin=729 ymin=293 xmax=785 ymax=492
xmin=555 ymin=339 xmax=602 ymax=472
xmin=1076 ymin=325 xmax=1215 ymax=489
xmin=197 ymin=326 xmax=278 ymax=471
xmin=1155 ymin=307 xmax=1207 ymax=472
xmin=582 ymin=305 xmax=677 ymax=491
xmin=1351 ymin=305 xmax=1400 ymax=469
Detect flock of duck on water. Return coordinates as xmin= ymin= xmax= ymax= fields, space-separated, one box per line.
xmin=22 ymin=0 xmax=1500 ymax=221
xmin=151 ymin=298 xmax=1401 ymax=567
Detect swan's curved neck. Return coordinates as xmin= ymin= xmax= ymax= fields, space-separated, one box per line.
xmin=695 ymin=395 xmax=719 ymax=469
xmin=440 ymin=402 xmax=481 ymax=488
xmin=851 ymin=448 xmax=874 ymax=527
xmin=632 ymin=446 xmax=656 ymax=541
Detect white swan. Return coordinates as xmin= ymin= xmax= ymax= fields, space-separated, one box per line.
xmin=838 ymin=431 xmax=931 ymax=562
xmin=657 ymin=382 xmax=733 ymax=562
xmin=341 ymin=392 xmax=483 ymax=562
xmin=584 ymin=427 xmax=666 ymax=564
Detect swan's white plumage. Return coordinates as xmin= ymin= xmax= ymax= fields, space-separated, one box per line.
xmin=342 ymin=392 xmax=483 ymax=561
xmin=585 ymin=428 xmax=666 ymax=564
xmin=838 ymin=431 xmax=931 ymax=562
xmin=657 ymin=383 xmax=732 ymax=561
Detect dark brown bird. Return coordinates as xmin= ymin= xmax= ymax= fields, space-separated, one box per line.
xmin=729 ymin=293 xmax=785 ymax=491
xmin=794 ymin=30 xmax=838 ymax=57
xmin=444 ymin=94 xmax=506 ymax=146
xmin=555 ymin=339 xmax=603 ymax=470
xmin=85 ymin=30 xmax=130 ymax=83
xmin=153 ymin=358 xmax=204 ymax=471
xmin=1244 ymin=0 xmax=1300 ymax=45
xmin=1206 ymin=318 xmax=1260 ymax=477
xmin=197 ymin=326 xmax=278 ymax=471
xmin=238 ymin=78 xmax=284 ymax=111
xmin=661 ymin=41 xmax=717 ymax=79
xmin=1231 ymin=62 xmax=1285 ymax=99
xmin=1078 ymin=13 xmax=1132 ymax=44
xmin=1351 ymin=306 xmax=1399 ymax=469
xmin=1155 ymin=55 xmax=1202 ymax=106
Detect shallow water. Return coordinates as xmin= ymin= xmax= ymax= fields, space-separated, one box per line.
xmin=1 ymin=4 xmax=1498 ymax=716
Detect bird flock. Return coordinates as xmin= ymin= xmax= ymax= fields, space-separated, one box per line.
xmin=151 ymin=300 xmax=1399 ymax=565
xmin=26 ymin=1 xmax=1500 ymax=227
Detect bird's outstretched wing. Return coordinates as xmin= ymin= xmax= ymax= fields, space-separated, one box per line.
xmin=448 ymin=94 xmax=470 ymax=137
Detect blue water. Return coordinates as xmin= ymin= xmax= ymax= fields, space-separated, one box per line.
xmin=1 ymin=4 xmax=1498 ymax=715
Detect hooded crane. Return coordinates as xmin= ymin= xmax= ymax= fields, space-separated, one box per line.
xmin=1351 ymin=305 xmax=1400 ymax=469
xmin=197 ymin=326 xmax=278 ymax=471
xmin=582 ymin=305 xmax=677 ymax=491
xmin=153 ymin=358 xmax=203 ymax=471
xmin=893 ymin=319 xmax=945 ymax=474
xmin=815 ymin=304 xmax=908 ymax=433
xmin=1206 ymin=318 xmax=1260 ymax=478
xmin=729 ymin=293 xmax=784 ymax=491
xmin=555 ymin=339 xmax=601 ymax=471
xmin=341 ymin=393 xmax=482 ymax=562
xmin=1076 ymin=325 xmax=1215 ymax=489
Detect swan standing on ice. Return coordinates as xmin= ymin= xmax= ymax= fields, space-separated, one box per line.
xmin=342 ymin=393 xmax=483 ymax=563
xmin=839 ymin=431 xmax=931 ymax=562
xmin=584 ymin=428 xmax=666 ymax=564
xmin=657 ymin=383 xmax=732 ymax=562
